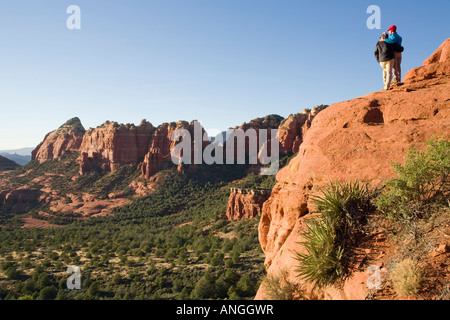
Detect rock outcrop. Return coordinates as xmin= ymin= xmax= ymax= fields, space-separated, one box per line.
xmin=32 ymin=117 xmax=85 ymax=163
xmin=225 ymin=188 xmax=271 ymax=220
xmin=404 ymin=38 xmax=450 ymax=83
xmin=78 ymin=120 xmax=154 ymax=174
xmin=278 ymin=105 xmax=328 ymax=154
xmin=255 ymin=39 xmax=450 ymax=300
xmin=225 ymin=114 xmax=284 ymax=164
xmin=32 ymin=111 xmax=326 ymax=180
xmin=0 ymin=187 xmax=42 ymax=213
xmin=0 ymin=155 xmax=20 ymax=171
xmin=141 ymin=121 xmax=209 ymax=179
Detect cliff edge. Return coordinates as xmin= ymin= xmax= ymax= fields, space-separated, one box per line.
xmin=256 ymin=38 xmax=450 ymax=300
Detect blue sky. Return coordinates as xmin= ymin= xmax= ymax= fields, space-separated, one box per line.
xmin=0 ymin=0 xmax=449 ymax=150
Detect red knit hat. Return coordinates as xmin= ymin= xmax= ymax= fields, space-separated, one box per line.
xmin=388 ymin=25 xmax=397 ymax=32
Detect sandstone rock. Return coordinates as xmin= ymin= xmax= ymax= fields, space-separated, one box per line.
xmin=278 ymin=105 xmax=328 ymax=154
xmin=32 ymin=117 xmax=85 ymax=163
xmin=141 ymin=120 xmax=209 ymax=178
xmin=430 ymin=244 xmax=450 ymax=257
xmin=404 ymin=38 xmax=450 ymax=82
xmin=141 ymin=122 xmax=182 ymax=179
xmin=256 ymin=39 xmax=450 ymax=300
xmin=78 ymin=120 xmax=154 ymax=174
xmin=226 ymin=114 xmax=284 ymax=164
xmin=0 ymin=187 xmax=42 ymax=213
xmin=225 ymin=188 xmax=271 ymax=220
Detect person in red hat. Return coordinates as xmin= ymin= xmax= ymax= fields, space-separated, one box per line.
xmin=385 ymin=25 xmax=404 ymax=84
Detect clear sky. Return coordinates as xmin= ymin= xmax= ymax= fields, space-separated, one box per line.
xmin=0 ymin=0 xmax=449 ymax=150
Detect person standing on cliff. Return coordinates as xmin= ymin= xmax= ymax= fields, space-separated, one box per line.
xmin=374 ymin=32 xmax=395 ymax=91
xmin=384 ymin=25 xmax=404 ymax=84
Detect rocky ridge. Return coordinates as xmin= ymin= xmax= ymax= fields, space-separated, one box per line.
xmin=255 ymin=38 xmax=450 ymax=300
xmin=32 ymin=117 xmax=85 ymax=163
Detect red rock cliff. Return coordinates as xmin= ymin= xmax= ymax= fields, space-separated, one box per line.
xmin=141 ymin=120 xmax=210 ymax=178
xmin=32 ymin=117 xmax=85 ymax=163
xmin=278 ymin=105 xmax=328 ymax=154
xmin=78 ymin=120 xmax=154 ymax=174
xmin=256 ymin=38 xmax=450 ymax=299
xmin=225 ymin=188 xmax=271 ymax=221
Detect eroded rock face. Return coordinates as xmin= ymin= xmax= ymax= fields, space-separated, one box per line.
xmin=0 ymin=187 xmax=42 ymax=213
xmin=278 ymin=105 xmax=328 ymax=154
xmin=78 ymin=120 xmax=154 ymax=174
xmin=226 ymin=114 xmax=284 ymax=164
xmin=225 ymin=188 xmax=271 ymax=221
xmin=141 ymin=120 xmax=210 ymax=178
xmin=256 ymin=39 xmax=450 ymax=300
xmin=404 ymin=38 xmax=450 ymax=82
xmin=32 ymin=117 xmax=85 ymax=163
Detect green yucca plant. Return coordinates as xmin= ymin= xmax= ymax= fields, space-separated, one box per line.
xmin=312 ymin=180 xmax=369 ymax=226
xmin=295 ymin=180 xmax=370 ymax=289
xmin=295 ymin=216 xmax=344 ymax=289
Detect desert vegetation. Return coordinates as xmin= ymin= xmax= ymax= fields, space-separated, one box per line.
xmin=294 ymin=136 xmax=450 ymax=298
xmin=0 ymin=153 xmax=296 ymax=300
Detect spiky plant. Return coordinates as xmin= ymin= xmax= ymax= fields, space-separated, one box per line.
xmin=295 ymin=180 xmax=370 ymax=289
xmin=295 ymin=215 xmax=344 ymax=289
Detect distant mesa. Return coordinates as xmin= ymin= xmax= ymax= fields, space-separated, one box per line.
xmin=31 ymin=107 xmax=328 ymax=180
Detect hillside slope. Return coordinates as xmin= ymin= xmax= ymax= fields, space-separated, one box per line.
xmin=0 ymin=155 xmax=20 ymax=172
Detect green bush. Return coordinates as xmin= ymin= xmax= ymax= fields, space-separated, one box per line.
xmin=261 ymin=270 xmax=300 ymax=300
xmin=5 ymin=267 xmax=21 ymax=280
xmin=295 ymin=180 xmax=370 ymax=289
xmin=39 ymin=286 xmax=57 ymax=300
xmin=376 ymin=136 xmax=450 ymax=219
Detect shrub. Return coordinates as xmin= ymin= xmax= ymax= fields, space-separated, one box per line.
xmin=261 ymin=270 xmax=300 ymax=300
xmin=193 ymin=277 xmax=215 ymax=299
xmin=236 ymin=274 xmax=255 ymax=297
xmin=295 ymin=180 xmax=370 ymax=289
xmin=376 ymin=136 xmax=450 ymax=219
xmin=295 ymin=215 xmax=344 ymax=288
xmin=389 ymin=258 xmax=422 ymax=296
xmin=39 ymin=286 xmax=57 ymax=300
xmin=5 ymin=267 xmax=20 ymax=280
xmin=87 ymin=281 xmax=100 ymax=297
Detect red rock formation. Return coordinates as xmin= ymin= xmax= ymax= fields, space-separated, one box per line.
xmin=0 ymin=187 xmax=42 ymax=213
xmin=78 ymin=120 xmax=154 ymax=174
xmin=255 ymin=39 xmax=450 ymax=300
xmin=225 ymin=114 xmax=284 ymax=164
xmin=225 ymin=188 xmax=271 ymax=220
xmin=32 ymin=117 xmax=85 ymax=163
xmin=278 ymin=105 xmax=328 ymax=154
xmin=141 ymin=120 xmax=210 ymax=178
xmin=141 ymin=122 xmax=183 ymax=178
xmin=404 ymin=38 xmax=450 ymax=82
